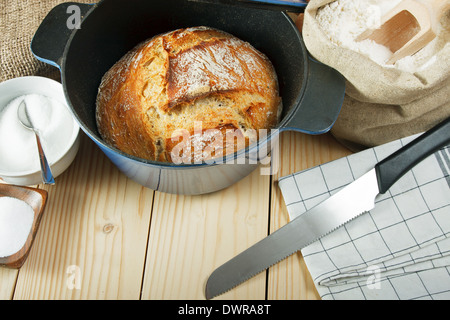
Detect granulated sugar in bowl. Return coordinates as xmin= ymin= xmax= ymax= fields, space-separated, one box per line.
xmin=0 ymin=77 xmax=80 ymax=185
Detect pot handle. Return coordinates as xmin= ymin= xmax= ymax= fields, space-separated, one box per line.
xmin=280 ymin=57 xmax=346 ymax=135
xmin=31 ymin=2 xmax=93 ymax=69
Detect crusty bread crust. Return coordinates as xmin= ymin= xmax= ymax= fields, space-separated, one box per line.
xmin=96 ymin=26 xmax=281 ymax=163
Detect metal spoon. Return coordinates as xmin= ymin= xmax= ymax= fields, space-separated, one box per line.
xmin=17 ymin=100 xmax=55 ymax=185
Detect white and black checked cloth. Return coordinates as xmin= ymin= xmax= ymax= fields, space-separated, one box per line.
xmin=279 ymin=134 xmax=450 ymax=300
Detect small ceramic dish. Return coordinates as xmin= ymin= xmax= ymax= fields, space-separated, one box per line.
xmin=0 ymin=76 xmax=80 ymax=186
xmin=0 ymin=184 xmax=48 ymax=269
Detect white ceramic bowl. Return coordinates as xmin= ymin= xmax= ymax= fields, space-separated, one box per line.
xmin=0 ymin=76 xmax=80 ymax=186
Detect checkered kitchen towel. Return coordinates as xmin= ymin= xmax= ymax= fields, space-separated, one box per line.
xmin=278 ymin=134 xmax=450 ymax=300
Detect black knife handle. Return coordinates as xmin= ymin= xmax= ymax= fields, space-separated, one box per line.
xmin=375 ymin=116 xmax=450 ymax=194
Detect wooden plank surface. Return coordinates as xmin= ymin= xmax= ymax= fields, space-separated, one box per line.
xmin=0 ymin=129 xmax=352 ymax=300
xmin=141 ymin=168 xmax=270 ymax=300
xmin=0 ymin=7 xmax=356 ymax=301
xmin=11 ymin=134 xmax=154 ymax=299
xmin=0 ymin=268 xmax=18 ymax=300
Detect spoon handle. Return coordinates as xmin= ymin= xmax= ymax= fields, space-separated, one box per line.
xmin=34 ymin=133 xmax=55 ymax=185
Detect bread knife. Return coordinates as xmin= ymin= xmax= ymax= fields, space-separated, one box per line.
xmin=205 ymin=116 xmax=450 ymax=299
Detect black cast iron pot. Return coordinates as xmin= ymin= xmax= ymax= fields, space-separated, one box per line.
xmin=31 ymin=0 xmax=345 ymax=195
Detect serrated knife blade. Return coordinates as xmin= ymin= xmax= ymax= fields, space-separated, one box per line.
xmin=205 ymin=116 xmax=450 ymax=300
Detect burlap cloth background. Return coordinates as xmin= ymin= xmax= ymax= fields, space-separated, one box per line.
xmin=1 ymin=0 xmax=93 ymax=82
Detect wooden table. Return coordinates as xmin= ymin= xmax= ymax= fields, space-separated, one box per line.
xmin=0 ymin=129 xmax=351 ymax=300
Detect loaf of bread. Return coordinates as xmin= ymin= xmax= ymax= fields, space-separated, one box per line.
xmin=96 ymin=26 xmax=282 ymax=163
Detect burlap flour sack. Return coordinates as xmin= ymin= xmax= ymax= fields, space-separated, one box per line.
xmin=1 ymin=0 xmax=93 ymax=83
xmin=302 ymin=0 xmax=450 ymax=150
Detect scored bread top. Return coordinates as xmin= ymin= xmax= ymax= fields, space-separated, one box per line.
xmin=96 ymin=26 xmax=282 ymax=163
